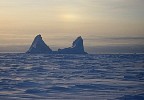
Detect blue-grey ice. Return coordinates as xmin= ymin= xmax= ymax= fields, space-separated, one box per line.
xmin=26 ymin=34 xmax=87 ymax=54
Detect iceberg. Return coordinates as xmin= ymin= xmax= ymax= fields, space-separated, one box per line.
xmin=26 ymin=34 xmax=87 ymax=54
xmin=26 ymin=34 xmax=52 ymax=54
xmin=57 ymin=36 xmax=87 ymax=54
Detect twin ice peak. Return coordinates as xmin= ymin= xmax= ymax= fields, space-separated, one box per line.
xmin=26 ymin=34 xmax=87 ymax=54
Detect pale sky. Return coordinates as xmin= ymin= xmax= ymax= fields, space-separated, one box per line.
xmin=0 ymin=0 xmax=144 ymax=53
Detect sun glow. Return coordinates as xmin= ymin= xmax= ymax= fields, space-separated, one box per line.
xmin=61 ymin=14 xmax=79 ymax=22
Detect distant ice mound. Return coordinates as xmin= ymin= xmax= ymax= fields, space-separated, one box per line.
xmin=57 ymin=36 xmax=87 ymax=54
xmin=26 ymin=34 xmax=87 ymax=54
xmin=26 ymin=34 xmax=52 ymax=54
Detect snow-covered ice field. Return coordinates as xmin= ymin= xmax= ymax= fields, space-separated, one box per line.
xmin=0 ymin=54 xmax=144 ymax=100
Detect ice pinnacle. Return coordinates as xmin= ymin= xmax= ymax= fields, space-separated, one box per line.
xmin=26 ymin=34 xmax=52 ymax=54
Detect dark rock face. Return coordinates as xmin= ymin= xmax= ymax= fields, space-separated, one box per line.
xmin=26 ymin=35 xmax=87 ymax=54
xmin=58 ymin=36 xmax=87 ymax=54
xmin=26 ymin=35 xmax=52 ymax=54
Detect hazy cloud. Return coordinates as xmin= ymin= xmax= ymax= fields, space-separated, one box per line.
xmin=0 ymin=0 xmax=144 ymax=53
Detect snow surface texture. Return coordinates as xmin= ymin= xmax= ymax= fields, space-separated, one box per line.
xmin=0 ymin=54 xmax=144 ymax=100
xmin=26 ymin=35 xmax=87 ymax=54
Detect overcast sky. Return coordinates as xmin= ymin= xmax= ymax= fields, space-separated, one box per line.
xmin=0 ymin=0 xmax=144 ymax=53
